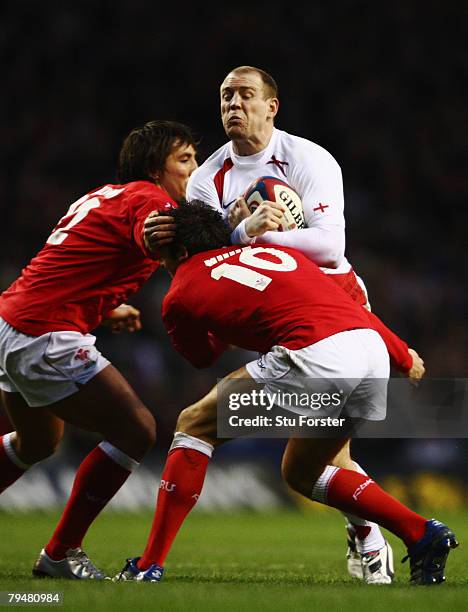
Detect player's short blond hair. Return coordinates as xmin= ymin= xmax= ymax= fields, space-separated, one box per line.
xmin=227 ymin=66 xmax=278 ymax=100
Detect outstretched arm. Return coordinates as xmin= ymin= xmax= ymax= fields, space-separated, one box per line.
xmin=366 ymin=310 xmax=425 ymax=382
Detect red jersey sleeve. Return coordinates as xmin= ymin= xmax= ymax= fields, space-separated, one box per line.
xmin=127 ymin=185 xmax=177 ymax=257
xmin=162 ymin=294 xmax=228 ymax=368
xmin=327 ymin=268 xmax=412 ymax=372
xmin=366 ymin=310 xmax=412 ymax=372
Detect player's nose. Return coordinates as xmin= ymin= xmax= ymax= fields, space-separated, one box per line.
xmin=228 ymin=92 xmax=242 ymax=108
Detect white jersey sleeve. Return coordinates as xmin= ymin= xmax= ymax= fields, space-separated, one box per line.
xmin=254 ymin=224 xmax=345 ymax=268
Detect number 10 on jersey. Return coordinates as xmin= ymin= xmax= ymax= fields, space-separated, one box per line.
xmin=208 ymin=247 xmax=297 ymax=292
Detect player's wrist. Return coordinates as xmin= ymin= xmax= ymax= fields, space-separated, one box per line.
xmin=230 ymin=219 xmax=256 ymax=245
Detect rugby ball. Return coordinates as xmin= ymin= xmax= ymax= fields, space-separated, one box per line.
xmin=243 ymin=176 xmax=305 ymax=232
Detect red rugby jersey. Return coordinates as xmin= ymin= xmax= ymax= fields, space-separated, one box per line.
xmin=0 ymin=181 xmax=173 ymax=335
xmin=162 ymin=244 xmax=381 ymax=368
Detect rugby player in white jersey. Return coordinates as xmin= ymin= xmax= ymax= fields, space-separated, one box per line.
xmin=144 ymin=66 xmax=424 ymax=584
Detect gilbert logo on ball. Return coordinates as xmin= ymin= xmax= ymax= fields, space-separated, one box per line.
xmin=244 ymin=176 xmax=305 ymax=231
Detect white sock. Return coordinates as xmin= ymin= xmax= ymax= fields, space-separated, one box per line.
xmin=310 ymin=465 xmax=338 ymax=503
xmin=169 ymin=431 xmax=214 ymax=458
xmin=3 ymin=432 xmax=31 ymax=470
xmin=99 ymin=441 xmax=140 ymax=471
xmin=343 ymin=462 xmax=385 ymax=553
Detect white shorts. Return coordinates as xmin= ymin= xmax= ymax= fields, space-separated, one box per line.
xmin=246 ymin=329 xmax=389 ymax=420
xmin=0 ymin=317 xmax=110 ymax=407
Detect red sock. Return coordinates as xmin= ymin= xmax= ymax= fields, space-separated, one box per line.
xmin=138 ymin=448 xmax=210 ymax=569
xmin=0 ymin=433 xmax=29 ymax=493
xmin=45 ymin=445 xmax=135 ymax=560
xmin=325 ymin=468 xmax=427 ymax=547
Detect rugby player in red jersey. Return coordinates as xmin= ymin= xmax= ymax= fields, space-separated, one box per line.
xmin=0 ymin=120 xmax=197 ymax=579
xmin=143 ymin=66 xmax=427 ymax=583
xmin=116 ymin=201 xmax=457 ymax=586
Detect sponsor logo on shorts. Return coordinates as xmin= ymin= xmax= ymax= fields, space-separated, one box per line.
xmin=74 ymin=347 xmax=97 ymax=369
xmin=74 ymin=348 xmax=91 ymax=362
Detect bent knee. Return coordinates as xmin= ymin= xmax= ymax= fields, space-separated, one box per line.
xmin=176 ymin=405 xmax=199 ymax=432
xmin=16 ymin=436 xmax=61 ymax=464
xmin=176 ymin=403 xmax=209 ymax=433
xmin=329 ymin=441 xmax=353 ymax=469
xmin=281 ymin=460 xmax=321 ymax=498
xmin=135 ymin=410 xmax=157 ymax=451
xmin=176 ymin=403 xmax=217 ymax=443
xmin=104 ymin=408 xmax=156 ymax=460
xmin=281 ymin=460 xmax=300 ymax=493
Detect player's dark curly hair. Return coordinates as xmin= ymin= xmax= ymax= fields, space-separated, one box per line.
xmin=170 ymin=200 xmax=232 ymax=257
xmin=117 ymin=120 xmax=197 ymax=183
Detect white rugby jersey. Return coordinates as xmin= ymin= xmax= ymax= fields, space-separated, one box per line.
xmin=187 ymin=127 xmax=351 ymax=273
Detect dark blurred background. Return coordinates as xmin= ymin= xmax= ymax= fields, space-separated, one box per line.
xmin=1 ymin=1 xmax=467 ymax=508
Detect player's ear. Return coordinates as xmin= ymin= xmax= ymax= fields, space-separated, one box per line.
xmin=149 ymin=170 xmax=162 ymax=184
xmin=268 ymin=98 xmax=279 ymax=119
xmin=177 ymin=246 xmax=189 ymax=262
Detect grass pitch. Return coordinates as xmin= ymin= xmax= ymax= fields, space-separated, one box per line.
xmin=0 ymin=509 xmax=466 ymax=611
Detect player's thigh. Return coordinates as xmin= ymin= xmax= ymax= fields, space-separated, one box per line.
xmin=281 ymin=437 xmax=349 ymax=495
xmin=1 ymin=390 xmax=64 ymax=462
xmin=48 ymin=364 xmax=155 ymax=443
xmin=177 ymin=365 xmax=250 ymax=446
